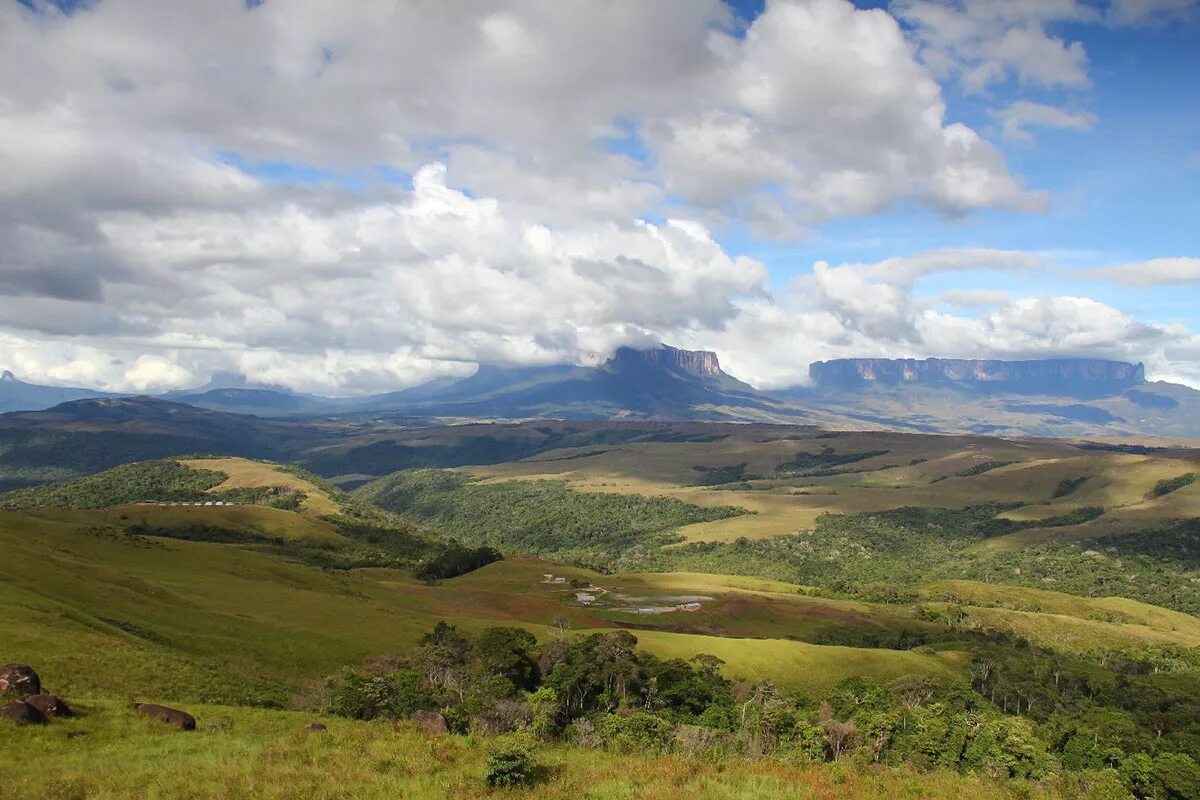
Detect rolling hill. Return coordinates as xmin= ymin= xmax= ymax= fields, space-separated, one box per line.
xmin=2 ymin=442 xmax=1198 ymax=798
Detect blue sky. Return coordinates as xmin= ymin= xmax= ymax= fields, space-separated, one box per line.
xmin=719 ymin=1 xmax=1200 ymax=327
xmin=1 ymin=0 xmax=1198 ymax=392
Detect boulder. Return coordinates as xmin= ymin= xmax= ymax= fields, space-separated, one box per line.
xmin=304 ymin=722 xmax=327 ymax=733
xmin=0 ymin=664 xmax=41 ymax=697
xmin=1 ymin=700 xmax=46 ymax=725
xmin=24 ymin=694 xmax=71 ymax=718
xmin=133 ymin=702 xmax=196 ymax=731
xmin=411 ymin=709 xmax=449 ymax=735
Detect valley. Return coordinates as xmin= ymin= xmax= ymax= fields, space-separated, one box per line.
xmin=2 ymin=418 xmax=1198 ymax=797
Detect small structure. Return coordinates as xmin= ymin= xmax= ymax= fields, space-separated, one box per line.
xmin=575 ymin=593 xmax=596 ymax=605
xmin=637 ymin=607 xmax=656 ymax=615
xmin=677 ymin=602 xmax=703 ymax=612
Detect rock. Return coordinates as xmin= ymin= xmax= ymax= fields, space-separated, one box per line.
xmin=66 ymin=730 xmax=90 ymax=739
xmin=411 ymin=709 xmax=449 ymax=735
xmin=24 ymin=694 xmax=71 ymax=718
xmin=0 ymin=664 xmax=41 ymax=697
xmin=133 ymin=702 xmax=196 ymax=731
xmin=1 ymin=700 xmax=46 ymax=725
xmin=304 ymin=722 xmax=327 ymax=733
xmin=608 ymin=345 xmax=724 ymax=377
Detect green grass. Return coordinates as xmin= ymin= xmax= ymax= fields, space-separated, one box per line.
xmin=0 ymin=510 xmax=977 ymax=703
xmin=616 ymin=629 xmax=964 ymax=697
xmin=0 ymin=700 xmax=1082 ymax=800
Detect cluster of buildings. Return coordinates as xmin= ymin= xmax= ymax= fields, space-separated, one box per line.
xmin=133 ymin=500 xmax=239 ymax=507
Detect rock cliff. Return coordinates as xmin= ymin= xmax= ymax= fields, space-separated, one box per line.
xmin=607 ymin=345 xmax=724 ymax=377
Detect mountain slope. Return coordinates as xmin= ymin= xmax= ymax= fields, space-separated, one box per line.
xmin=0 ymin=370 xmax=112 ymax=413
xmin=363 ymin=344 xmax=807 ymax=422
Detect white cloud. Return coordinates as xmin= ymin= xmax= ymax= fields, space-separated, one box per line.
xmin=939 ymin=288 xmax=1012 ymax=307
xmin=1084 ymin=257 xmax=1200 ymax=285
xmin=996 ymin=101 xmax=1098 ymax=142
xmin=0 ymin=1 xmax=1191 ymax=395
xmin=0 ymin=164 xmax=767 ymax=394
xmin=1106 ymin=0 xmax=1199 ymax=26
xmin=894 ymin=0 xmax=1096 ymax=92
xmin=692 ymin=250 xmax=1198 ymax=390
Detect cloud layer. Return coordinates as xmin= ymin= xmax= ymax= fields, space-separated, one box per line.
xmin=0 ymin=0 xmax=1196 ymax=394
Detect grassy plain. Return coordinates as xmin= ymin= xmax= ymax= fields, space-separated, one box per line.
xmin=461 ymin=431 xmax=1200 ymax=545
xmin=0 ymin=512 xmax=969 ymax=701
xmin=0 ymin=700 xmax=1066 ymax=800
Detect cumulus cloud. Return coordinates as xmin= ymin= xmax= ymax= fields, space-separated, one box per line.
xmin=0 ymin=1 xmax=1192 ymax=394
xmin=996 ymin=101 xmax=1098 ymax=143
xmin=1106 ymin=0 xmax=1199 ymax=26
xmin=1084 ymin=257 xmax=1200 ymax=285
xmin=894 ymin=0 xmax=1096 ymax=92
xmin=701 ymin=261 xmax=1198 ymax=390
xmin=1 ymin=163 xmax=767 ymax=393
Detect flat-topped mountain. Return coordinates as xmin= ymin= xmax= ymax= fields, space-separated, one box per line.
xmin=607 ymin=345 xmax=724 ymax=377
xmin=352 ymin=343 xmax=796 ymax=422
xmin=788 ymin=357 xmax=1198 ymax=439
xmin=810 ymin=357 xmax=1146 ymax=396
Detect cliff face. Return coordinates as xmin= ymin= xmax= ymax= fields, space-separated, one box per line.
xmin=607 ymin=345 xmax=724 ymax=377
xmin=810 ymin=358 xmax=1146 ymax=396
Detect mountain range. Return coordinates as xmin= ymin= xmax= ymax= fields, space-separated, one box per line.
xmin=3 ymin=346 xmax=1199 ymax=440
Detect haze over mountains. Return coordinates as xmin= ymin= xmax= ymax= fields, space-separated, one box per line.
xmin=2 ymin=345 xmax=1198 ymax=439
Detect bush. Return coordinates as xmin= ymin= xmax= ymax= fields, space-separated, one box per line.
xmin=326 ymin=668 xmax=431 ymax=721
xmin=483 ymin=732 xmax=540 ymax=789
xmin=595 ymin=711 xmax=675 ymax=754
xmin=1149 ymin=473 xmax=1196 ymax=499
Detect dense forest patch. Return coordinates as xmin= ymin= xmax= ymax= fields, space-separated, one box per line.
xmin=356 ymin=469 xmax=748 ymax=564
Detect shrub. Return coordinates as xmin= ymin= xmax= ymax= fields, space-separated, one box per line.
xmin=595 ymin=711 xmax=675 ymax=754
xmin=483 ymin=732 xmax=540 ymax=789
xmin=1149 ymin=473 xmax=1196 ymax=499
xmin=325 ymin=668 xmax=431 ymax=721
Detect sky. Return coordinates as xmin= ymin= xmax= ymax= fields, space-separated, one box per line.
xmin=1 ymin=0 xmax=1198 ymax=395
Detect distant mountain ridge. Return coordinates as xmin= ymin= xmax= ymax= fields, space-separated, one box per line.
xmin=810 ymin=357 xmax=1147 ymax=397
xmin=3 ymin=349 xmax=1199 ymax=439
xmin=0 ymin=369 xmax=112 ymax=413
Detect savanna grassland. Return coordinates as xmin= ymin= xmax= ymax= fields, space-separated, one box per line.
xmin=2 ymin=424 xmax=1199 ymax=799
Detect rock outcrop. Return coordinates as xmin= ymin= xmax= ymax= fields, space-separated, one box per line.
xmin=1 ymin=700 xmax=46 ymax=725
xmin=607 ymin=345 xmax=724 ymax=377
xmin=0 ymin=664 xmax=41 ymax=697
xmin=133 ymin=702 xmax=196 ymax=730
xmin=411 ymin=709 xmax=449 ymax=735
xmin=24 ymin=694 xmax=71 ymax=719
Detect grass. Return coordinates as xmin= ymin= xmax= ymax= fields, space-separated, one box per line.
xmin=182 ymin=457 xmax=341 ymax=518
xmin=0 ymin=700 xmax=1065 ymax=800
xmin=28 ymin=503 xmax=346 ymax=545
xmin=616 ymin=629 xmax=964 ymax=696
xmin=462 ymin=433 xmax=1200 ymax=545
xmin=948 ymin=605 xmax=1200 ymax=655
xmin=919 ymin=579 xmax=1200 ymax=634
xmin=0 ymin=511 xmax=973 ymax=703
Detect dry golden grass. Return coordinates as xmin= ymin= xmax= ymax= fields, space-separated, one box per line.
xmin=183 ymin=456 xmax=341 ymax=518
xmin=921 ymin=580 xmax=1200 ymax=637
xmin=461 ymin=432 xmax=1199 ymax=544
